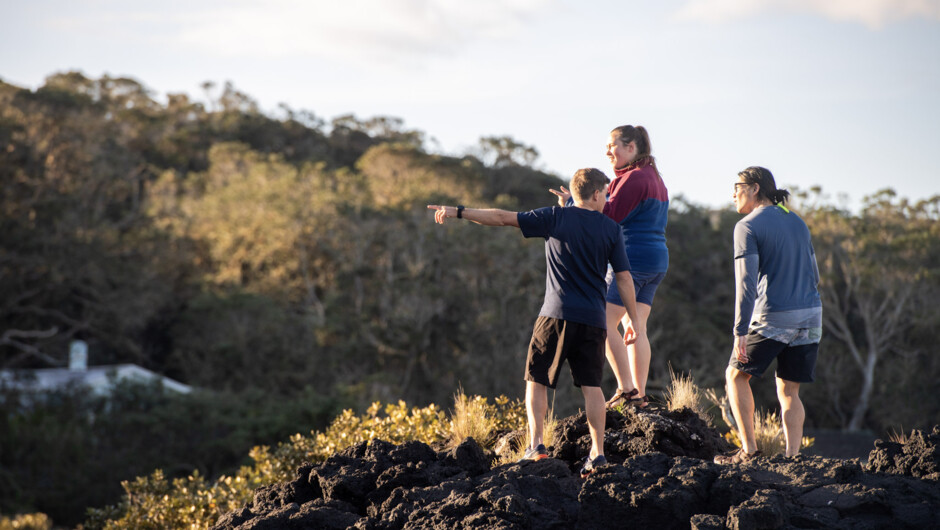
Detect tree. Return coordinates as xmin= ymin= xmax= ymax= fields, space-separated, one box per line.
xmin=332 ymin=114 xmax=425 ymax=148
xmin=356 ymin=143 xmax=484 ymax=210
xmin=802 ymin=190 xmax=940 ymax=431
xmin=473 ymin=136 xmax=539 ymax=168
xmin=0 ymin=74 xmax=170 ymax=368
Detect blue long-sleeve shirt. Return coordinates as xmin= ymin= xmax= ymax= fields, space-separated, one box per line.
xmin=733 ymin=205 xmax=822 ymax=341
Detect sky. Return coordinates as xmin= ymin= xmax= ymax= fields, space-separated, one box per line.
xmin=2 ymin=0 xmax=939 ymax=210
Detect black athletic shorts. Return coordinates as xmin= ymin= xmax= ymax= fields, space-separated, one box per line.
xmin=729 ymin=330 xmax=818 ymax=383
xmin=524 ymin=316 xmax=606 ymax=389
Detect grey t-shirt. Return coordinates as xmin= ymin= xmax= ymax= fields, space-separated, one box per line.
xmin=733 ymin=205 xmax=822 ymax=342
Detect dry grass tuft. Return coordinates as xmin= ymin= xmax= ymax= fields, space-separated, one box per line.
xmin=710 ymin=386 xmax=815 ymax=456
xmin=721 ymin=409 xmax=814 ymax=455
xmin=888 ymin=427 xmax=911 ymax=444
xmin=753 ymin=409 xmax=786 ymax=456
xmin=448 ymin=388 xmax=497 ymax=451
xmin=703 ymin=387 xmax=735 ymax=429
xmin=664 ymin=366 xmax=710 ymax=423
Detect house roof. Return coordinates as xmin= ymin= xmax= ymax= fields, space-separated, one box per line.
xmin=0 ymin=364 xmax=192 ymax=394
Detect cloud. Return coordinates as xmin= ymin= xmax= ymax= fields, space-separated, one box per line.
xmin=674 ymin=0 xmax=940 ymax=28
xmin=42 ymin=0 xmax=555 ymax=69
xmin=168 ymin=0 xmax=554 ymax=64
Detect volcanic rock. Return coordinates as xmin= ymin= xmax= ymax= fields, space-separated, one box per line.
xmin=212 ymin=407 xmax=940 ymax=529
xmin=866 ymin=425 xmax=940 ymax=480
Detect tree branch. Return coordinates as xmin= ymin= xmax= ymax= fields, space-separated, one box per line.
xmin=1 ymin=327 xmax=62 ymax=367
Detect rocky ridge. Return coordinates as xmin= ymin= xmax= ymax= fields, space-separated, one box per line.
xmin=212 ymin=407 xmax=940 ymax=529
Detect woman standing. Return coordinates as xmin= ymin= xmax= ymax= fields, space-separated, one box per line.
xmin=552 ymin=125 xmax=669 ymax=407
xmin=715 ymin=166 xmax=821 ymax=463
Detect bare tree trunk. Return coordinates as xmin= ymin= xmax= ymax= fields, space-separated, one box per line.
xmin=848 ymin=352 xmax=876 ymax=431
xmin=820 ymin=251 xmax=913 ymax=431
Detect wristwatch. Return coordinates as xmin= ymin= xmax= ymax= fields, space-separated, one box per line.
xmin=457 ymin=205 xmax=465 ymax=219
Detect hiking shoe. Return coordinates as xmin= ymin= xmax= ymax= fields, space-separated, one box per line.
xmin=713 ymin=448 xmax=762 ymax=465
xmin=518 ymin=444 xmax=549 ymax=462
xmin=579 ymin=454 xmax=607 ymax=478
xmin=605 ymin=388 xmax=639 ymax=409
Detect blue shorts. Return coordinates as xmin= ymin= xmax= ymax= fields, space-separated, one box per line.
xmin=729 ymin=330 xmax=818 ymax=383
xmin=605 ymin=270 xmax=666 ymax=307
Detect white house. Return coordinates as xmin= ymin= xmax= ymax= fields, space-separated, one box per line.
xmin=0 ymin=340 xmax=192 ymax=395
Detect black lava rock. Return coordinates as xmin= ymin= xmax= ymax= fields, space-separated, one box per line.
xmin=212 ymin=407 xmax=940 ymax=530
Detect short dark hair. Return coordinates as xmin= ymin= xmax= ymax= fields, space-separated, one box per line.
xmin=738 ymin=166 xmax=791 ymax=205
xmin=570 ymin=168 xmax=609 ymax=201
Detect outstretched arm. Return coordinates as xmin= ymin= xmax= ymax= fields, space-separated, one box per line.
xmin=427 ymin=205 xmax=519 ymax=227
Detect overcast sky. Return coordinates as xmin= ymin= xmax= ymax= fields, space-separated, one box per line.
xmin=2 ymin=0 xmax=938 ymax=210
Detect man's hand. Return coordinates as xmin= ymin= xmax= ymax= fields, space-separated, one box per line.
xmin=733 ymin=335 xmax=749 ymax=363
xmin=622 ymin=321 xmax=637 ymax=345
xmin=427 ymin=205 xmax=452 ymax=224
xmin=548 ymin=186 xmax=571 ymax=207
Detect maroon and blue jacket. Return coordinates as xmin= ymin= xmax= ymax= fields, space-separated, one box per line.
xmin=602 ymin=158 xmax=669 ymax=272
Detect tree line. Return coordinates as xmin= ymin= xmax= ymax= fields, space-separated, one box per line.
xmin=1 ymin=72 xmax=938 ymax=524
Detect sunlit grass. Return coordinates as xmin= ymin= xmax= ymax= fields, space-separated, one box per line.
xmin=754 ymin=410 xmax=784 ymax=455
xmin=888 ymin=426 xmax=911 ymax=444
xmin=707 ymin=387 xmax=815 ymax=456
xmin=448 ymin=388 xmax=498 ymax=451
xmin=721 ymin=409 xmax=815 ymax=456
xmin=663 ymin=366 xmax=710 ymax=423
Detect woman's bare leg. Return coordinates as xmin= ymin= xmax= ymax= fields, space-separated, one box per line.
xmin=605 ymin=302 xmax=634 ymax=394
xmin=626 ymin=303 xmax=653 ymax=398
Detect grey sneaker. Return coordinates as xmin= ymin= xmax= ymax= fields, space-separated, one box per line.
xmin=580 ymin=454 xmax=607 ymax=478
xmin=517 ymin=444 xmax=549 ymax=462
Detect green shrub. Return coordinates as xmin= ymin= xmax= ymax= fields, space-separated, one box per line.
xmin=85 ymin=395 xmax=523 ymax=529
xmin=0 ymin=512 xmax=52 ymax=530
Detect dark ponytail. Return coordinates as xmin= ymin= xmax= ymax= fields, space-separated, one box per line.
xmin=738 ymin=166 xmax=790 ymax=206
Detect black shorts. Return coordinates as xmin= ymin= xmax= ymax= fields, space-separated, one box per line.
xmin=524 ymin=316 xmax=606 ymax=389
xmin=729 ymin=330 xmax=818 ymax=383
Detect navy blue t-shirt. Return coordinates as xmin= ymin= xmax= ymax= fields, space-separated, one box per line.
xmin=518 ymin=206 xmax=630 ymax=329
